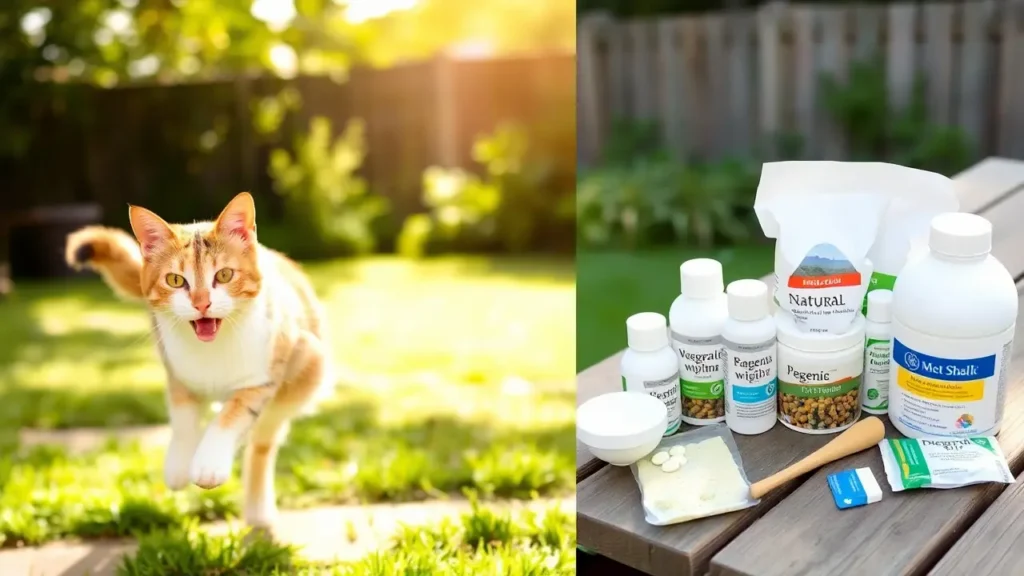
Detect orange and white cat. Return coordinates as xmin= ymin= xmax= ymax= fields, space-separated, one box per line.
xmin=65 ymin=192 xmax=332 ymax=528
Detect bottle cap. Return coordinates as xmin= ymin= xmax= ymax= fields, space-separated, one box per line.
xmin=726 ymin=279 xmax=768 ymax=322
xmin=626 ymin=312 xmax=669 ymax=352
xmin=680 ymin=258 xmax=724 ymax=299
xmin=929 ymin=212 xmax=992 ymax=258
xmin=866 ymin=289 xmax=893 ymax=323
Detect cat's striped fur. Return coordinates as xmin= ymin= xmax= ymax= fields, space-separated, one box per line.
xmin=65 ymin=192 xmax=332 ymax=528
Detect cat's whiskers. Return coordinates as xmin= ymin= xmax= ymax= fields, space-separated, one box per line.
xmin=149 ymin=317 xmax=180 ymax=349
xmin=118 ymin=315 xmax=177 ymax=353
xmin=66 ymin=193 xmax=327 ymax=528
xmin=222 ymin=314 xmax=242 ymax=333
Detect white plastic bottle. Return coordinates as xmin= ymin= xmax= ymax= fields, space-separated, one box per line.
xmin=862 ymin=289 xmax=893 ymax=415
xmin=621 ymin=312 xmax=682 ymax=436
xmin=722 ymin=279 xmax=778 ymax=435
xmin=889 ymin=213 xmax=1018 ymax=438
xmin=669 ymin=258 xmax=729 ymax=426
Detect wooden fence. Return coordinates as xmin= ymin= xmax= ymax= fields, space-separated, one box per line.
xmin=577 ymin=1 xmax=1024 ymax=166
xmin=0 ymin=53 xmax=575 ymax=229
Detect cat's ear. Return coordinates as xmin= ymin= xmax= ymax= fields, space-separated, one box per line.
xmin=128 ymin=205 xmax=175 ymax=257
xmin=215 ymin=192 xmax=256 ymax=244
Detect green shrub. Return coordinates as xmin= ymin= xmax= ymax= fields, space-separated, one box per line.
xmin=397 ymin=123 xmax=573 ymax=257
xmin=265 ymin=116 xmax=390 ymax=260
xmin=821 ymin=58 xmax=973 ymax=176
xmin=579 ymin=57 xmax=976 ymax=253
xmin=577 ymin=157 xmax=760 ymax=250
xmin=600 ymin=118 xmax=668 ymax=166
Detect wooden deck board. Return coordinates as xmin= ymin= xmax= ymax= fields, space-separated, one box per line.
xmin=952 ymin=156 xmax=1024 ymax=213
xmin=576 ymin=158 xmax=1024 ymax=576
xmin=578 ymin=420 xmax=828 ymax=576
xmin=709 ymin=299 xmax=1024 ymax=575
xmin=929 ymin=468 xmax=1024 ymax=575
xmin=576 ymin=350 xmax=625 ymax=482
xmin=709 ymin=171 xmax=1024 ymax=576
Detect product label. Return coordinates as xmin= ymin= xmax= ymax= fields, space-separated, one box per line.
xmin=781 ymin=242 xmax=866 ymax=334
xmin=882 ymin=437 xmax=1012 ymax=491
xmin=672 ymin=333 xmax=725 ymax=422
xmin=891 ymin=337 xmax=1013 ymax=437
xmin=827 ymin=469 xmax=869 ymax=509
xmin=861 ymin=271 xmax=897 ymax=315
xmin=622 ymin=372 xmax=682 ymax=436
xmin=778 ymin=352 xmax=862 ymax=432
xmin=862 ymin=337 xmax=892 ymax=412
xmin=886 ymin=438 xmax=932 ymax=489
xmin=723 ymin=337 xmax=777 ymax=422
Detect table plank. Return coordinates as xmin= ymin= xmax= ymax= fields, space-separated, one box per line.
xmin=953 ymin=156 xmax=1024 ymax=213
xmin=977 ymin=183 xmax=1024 ymax=284
xmin=709 ymin=299 xmax=1024 ymax=576
xmin=709 ymin=180 xmax=1024 ymax=576
xmin=576 ymin=350 xmax=624 ymax=482
xmin=929 ymin=467 xmax=1024 ymax=576
xmin=578 ymin=421 xmax=831 ymax=576
xmin=575 ymin=280 xmax=778 ymax=484
xmin=576 ymin=157 xmax=1024 ymax=576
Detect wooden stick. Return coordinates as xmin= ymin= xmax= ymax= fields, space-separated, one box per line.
xmin=749 ymin=416 xmax=886 ymax=499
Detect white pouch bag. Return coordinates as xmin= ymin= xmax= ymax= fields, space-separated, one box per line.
xmin=755 ymin=161 xmax=955 ymax=334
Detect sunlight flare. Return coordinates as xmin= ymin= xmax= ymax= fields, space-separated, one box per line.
xmin=251 ymin=0 xmax=297 ymax=32
xmin=340 ymin=0 xmax=418 ymax=24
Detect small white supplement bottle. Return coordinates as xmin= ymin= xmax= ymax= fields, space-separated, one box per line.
xmin=862 ymin=289 xmax=893 ymax=415
xmin=669 ymin=258 xmax=729 ymax=426
xmin=621 ymin=312 xmax=683 ymax=436
xmin=889 ymin=213 xmax=1018 ymax=438
xmin=722 ymin=279 xmax=778 ymax=435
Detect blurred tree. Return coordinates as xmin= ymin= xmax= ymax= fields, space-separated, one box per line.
xmin=0 ymin=0 xmax=365 ymax=161
xmin=0 ymin=0 xmax=358 ymax=86
xmin=349 ymin=0 xmax=575 ymax=66
xmin=0 ymin=0 xmax=573 ymax=159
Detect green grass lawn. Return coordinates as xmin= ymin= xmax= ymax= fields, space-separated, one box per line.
xmin=119 ymin=500 xmax=575 ymax=575
xmin=0 ymin=256 xmax=575 ymax=547
xmin=576 ymin=246 xmax=773 ymax=371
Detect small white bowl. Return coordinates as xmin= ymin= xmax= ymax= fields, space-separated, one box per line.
xmin=577 ymin=391 xmax=668 ymax=466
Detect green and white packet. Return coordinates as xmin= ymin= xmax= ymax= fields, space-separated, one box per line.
xmin=878 ymin=437 xmax=1013 ymax=492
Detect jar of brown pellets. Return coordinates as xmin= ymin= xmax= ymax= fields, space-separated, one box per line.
xmin=775 ymin=312 xmax=865 ymax=435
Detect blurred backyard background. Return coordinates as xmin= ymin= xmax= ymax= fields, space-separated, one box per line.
xmin=576 ymin=0 xmax=1024 ymax=371
xmin=0 ymin=0 xmax=576 ymax=573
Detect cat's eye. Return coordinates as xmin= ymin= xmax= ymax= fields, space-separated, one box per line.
xmin=166 ymin=273 xmax=185 ymax=288
xmin=215 ymin=268 xmax=234 ymax=283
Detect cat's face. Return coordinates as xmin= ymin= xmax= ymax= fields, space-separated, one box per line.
xmin=129 ymin=193 xmax=262 ymax=342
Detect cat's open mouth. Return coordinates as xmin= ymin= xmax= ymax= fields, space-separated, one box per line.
xmin=190 ymin=318 xmax=222 ymax=342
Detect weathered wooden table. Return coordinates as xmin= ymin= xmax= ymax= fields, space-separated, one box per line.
xmin=577 ymin=157 xmax=1024 ymax=576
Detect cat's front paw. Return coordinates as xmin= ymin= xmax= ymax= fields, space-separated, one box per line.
xmin=244 ymin=500 xmax=279 ymax=529
xmin=190 ymin=431 xmax=236 ymax=489
xmin=164 ymin=435 xmax=200 ymax=490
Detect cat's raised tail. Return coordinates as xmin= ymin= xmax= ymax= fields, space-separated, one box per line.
xmin=65 ymin=225 xmax=145 ymax=301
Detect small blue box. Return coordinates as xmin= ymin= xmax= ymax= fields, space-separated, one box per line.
xmin=827 ymin=468 xmax=882 ymax=510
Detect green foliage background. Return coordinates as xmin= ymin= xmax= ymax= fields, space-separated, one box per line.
xmin=576 ymin=57 xmax=976 ymax=252
xmin=0 ymin=1 xmax=575 ymax=259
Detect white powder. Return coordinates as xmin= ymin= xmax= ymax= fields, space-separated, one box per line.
xmin=636 ymin=436 xmax=752 ymax=524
